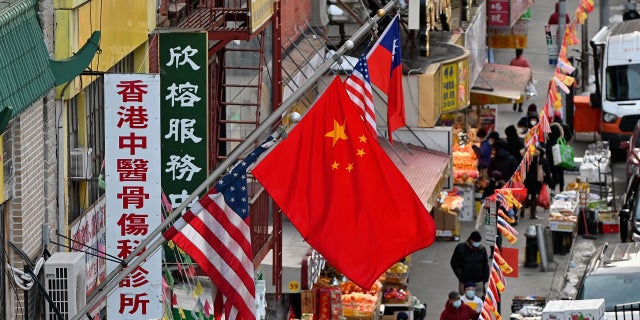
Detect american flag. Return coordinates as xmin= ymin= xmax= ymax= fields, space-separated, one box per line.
xmin=163 ymin=139 xmax=272 ymax=320
xmin=345 ymin=53 xmax=376 ymax=136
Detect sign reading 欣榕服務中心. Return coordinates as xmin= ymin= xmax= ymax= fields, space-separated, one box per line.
xmin=159 ymin=32 xmax=209 ymax=217
xmin=104 ymin=74 xmax=162 ymax=319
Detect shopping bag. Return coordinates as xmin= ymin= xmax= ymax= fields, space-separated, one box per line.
xmin=551 ymin=138 xmax=575 ymax=168
xmin=537 ymin=184 xmax=551 ymax=209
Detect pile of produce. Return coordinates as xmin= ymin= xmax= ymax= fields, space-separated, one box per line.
xmin=340 ymin=280 xmax=382 ymax=316
xmin=453 ymin=144 xmax=479 ymax=185
xmin=382 ymin=287 xmax=410 ymax=302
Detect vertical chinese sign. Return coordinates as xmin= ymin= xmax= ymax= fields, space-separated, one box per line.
xmin=105 ymin=74 xmax=162 ymax=319
xmin=441 ymin=62 xmax=458 ymax=112
xmin=158 ymin=31 xmax=208 ymax=220
xmin=488 ymin=0 xmax=509 ymax=27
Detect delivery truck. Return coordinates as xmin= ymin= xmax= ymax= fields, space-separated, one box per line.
xmin=589 ymin=19 xmax=640 ymax=155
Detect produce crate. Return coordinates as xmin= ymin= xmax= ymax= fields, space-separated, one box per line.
xmin=599 ymin=222 xmax=619 ymax=234
xmin=385 ymin=272 xmax=409 ymax=284
xmin=511 ymin=295 xmax=546 ymax=313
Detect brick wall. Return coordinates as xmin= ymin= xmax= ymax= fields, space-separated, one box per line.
xmin=4 ymin=1 xmax=56 ymax=318
xmin=280 ymin=0 xmax=311 ymax=44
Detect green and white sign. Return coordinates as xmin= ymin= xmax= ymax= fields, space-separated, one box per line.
xmin=159 ymin=32 xmax=209 ymax=212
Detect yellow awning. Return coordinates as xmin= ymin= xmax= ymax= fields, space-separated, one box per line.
xmin=470 ymin=63 xmax=531 ymax=104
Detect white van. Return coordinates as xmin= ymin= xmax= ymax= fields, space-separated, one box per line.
xmin=590 ymin=19 xmax=640 ymax=154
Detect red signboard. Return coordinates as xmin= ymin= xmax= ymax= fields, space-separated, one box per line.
xmin=488 ymin=0 xmax=531 ymax=28
xmin=488 ymin=0 xmax=509 ymax=27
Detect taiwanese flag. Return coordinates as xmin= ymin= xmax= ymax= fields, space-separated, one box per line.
xmin=367 ymin=15 xmax=406 ymax=142
xmin=252 ymin=77 xmax=435 ymax=289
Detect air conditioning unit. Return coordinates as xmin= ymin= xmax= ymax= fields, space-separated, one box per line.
xmin=44 ymin=252 xmax=87 ymax=320
xmin=69 ymin=147 xmax=93 ymax=180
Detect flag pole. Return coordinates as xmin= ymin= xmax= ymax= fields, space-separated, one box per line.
xmin=73 ymin=2 xmax=400 ymax=319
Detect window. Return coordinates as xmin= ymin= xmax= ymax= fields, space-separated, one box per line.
xmin=68 ymin=54 xmax=134 ymax=224
xmin=606 ymin=63 xmax=640 ymax=101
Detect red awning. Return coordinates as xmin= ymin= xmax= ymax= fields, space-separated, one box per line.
xmin=380 ymin=140 xmax=452 ymax=211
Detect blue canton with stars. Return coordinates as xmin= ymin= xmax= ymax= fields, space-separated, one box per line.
xmin=214 ymin=137 xmax=272 ymax=219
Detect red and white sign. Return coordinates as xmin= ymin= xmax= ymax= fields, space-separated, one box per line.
xmin=104 ymin=74 xmax=162 ymax=319
xmin=488 ymin=0 xmax=509 ymax=27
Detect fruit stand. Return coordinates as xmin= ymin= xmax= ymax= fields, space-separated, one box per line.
xmin=380 ymin=262 xmax=418 ymax=320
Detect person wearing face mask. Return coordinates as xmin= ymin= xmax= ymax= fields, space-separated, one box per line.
xmin=528 ymin=114 xmax=540 ymax=129
xmin=460 ymin=282 xmax=484 ymax=315
xmin=440 ymin=291 xmax=479 ymax=320
xmin=516 ymin=115 xmax=529 ymax=136
xmin=450 ymin=231 xmax=490 ymax=298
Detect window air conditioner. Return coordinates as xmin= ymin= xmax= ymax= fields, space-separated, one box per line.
xmin=44 ymin=252 xmax=87 ymax=320
xmin=69 ymin=147 xmax=93 ymax=180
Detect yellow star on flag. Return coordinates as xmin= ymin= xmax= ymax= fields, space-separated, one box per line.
xmin=331 ymin=161 xmax=339 ymax=170
xmin=325 ymin=119 xmax=348 ymax=147
xmin=346 ymin=163 xmax=354 ymax=172
xmin=357 ymin=149 xmax=366 ymax=157
xmin=359 ymin=135 xmax=367 ymax=143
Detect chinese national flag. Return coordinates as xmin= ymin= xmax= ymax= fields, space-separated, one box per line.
xmin=252 ymin=77 xmax=435 ymax=289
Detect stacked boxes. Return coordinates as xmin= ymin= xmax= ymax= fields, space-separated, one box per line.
xmin=542 ymin=299 xmax=605 ymax=320
xmin=434 ymin=207 xmax=460 ymax=237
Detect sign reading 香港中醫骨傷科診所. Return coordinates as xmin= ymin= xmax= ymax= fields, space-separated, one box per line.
xmin=104 ymin=73 xmax=162 ymax=319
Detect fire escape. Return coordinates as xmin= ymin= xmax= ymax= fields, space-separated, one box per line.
xmin=159 ymin=0 xmax=283 ymax=295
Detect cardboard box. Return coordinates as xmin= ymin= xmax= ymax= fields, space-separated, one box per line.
xmin=444 ymin=210 xmax=460 ymax=231
xmin=565 ymin=299 xmax=605 ymax=320
xmin=542 ymin=299 xmax=605 ymax=320
xmin=543 ymin=300 xmax=572 ymax=320
xmin=434 ymin=207 xmax=446 ymax=230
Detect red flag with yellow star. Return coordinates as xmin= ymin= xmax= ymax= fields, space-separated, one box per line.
xmin=252 ymin=77 xmax=435 ymax=289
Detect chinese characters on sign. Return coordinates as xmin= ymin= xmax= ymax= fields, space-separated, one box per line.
xmin=441 ymin=63 xmax=458 ymax=112
xmin=488 ymin=0 xmax=509 ymax=27
xmin=159 ymin=32 xmax=208 ymax=223
xmin=105 ymin=74 xmax=162 ymax=319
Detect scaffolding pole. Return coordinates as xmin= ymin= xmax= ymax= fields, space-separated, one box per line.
xmin=72 ymin=2 xmax=399 ymax=319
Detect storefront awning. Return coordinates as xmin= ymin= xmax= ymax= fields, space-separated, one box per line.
xmin=0 ymin=0 xmax=100 ymax=132
xmin=381 ymin=140 xmax=452 ymax=211
xmin=470 ymin=63 xmax=531 ymax=104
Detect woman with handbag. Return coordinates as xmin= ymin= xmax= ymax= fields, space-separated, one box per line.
xmin=523 ymin=147 xmax=552 ymax=219
xmin=546 ymin=121 xmax=566 ymax=193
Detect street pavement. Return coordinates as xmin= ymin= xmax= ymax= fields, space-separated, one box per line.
xmin=405 ymin=1 xmax=629 ymax=320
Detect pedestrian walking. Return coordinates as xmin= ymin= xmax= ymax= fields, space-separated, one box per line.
xmin=440 ymin=291 xmax=479 ymax=320
xmin=523 ymin=147 xmax=552 ymax=219
xmin=548 ymin=2 xmax=570 ymax=25
xmin=504 ymin=125 xmax=525 ymax=164
xmin=460 ymin=282 xmax=484 ymax=315
xmin=510 ymin=49 xmax=532 ymax=112
xmin=546 ymin=121 xmax=566 ymax=193
xmin=450 ymin=231 xmax=490 ymax=298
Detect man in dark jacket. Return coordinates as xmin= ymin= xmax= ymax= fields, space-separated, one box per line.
xmin=440 ymin=291 xmax=479 ymax=320
xmin=450 ymin=231 xmax=490 ymax=298
xmin=523 ymin=147 xmax=552 ymax=219
xmin=488 ymin=140 xmax=518 ymax=182
xmin=505 ymin=125 xmax=525 ymax=164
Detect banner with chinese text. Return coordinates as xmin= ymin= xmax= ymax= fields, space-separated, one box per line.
xmin=159 ymin=32 xmax=208 ymax=218
xmin=440 ymin=59 xmax=470 ymax=113
xmin=105 ymin=74 xmax=162 ymax=319
xmin=488 ymin=19 xmax=529 ymax=49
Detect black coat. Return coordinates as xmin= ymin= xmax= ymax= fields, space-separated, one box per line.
xmin=505 ymin=125 xmax=525 ymax=163
xmin=524 ymin=152 xmax=551 ymax=195
xmin=488 ymin=146 xmax=518 ymax=182
xmin=450 ymin=241 xmax=490 ymax=283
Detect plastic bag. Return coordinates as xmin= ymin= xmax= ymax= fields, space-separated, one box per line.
xmin=552 ymin=138 xmax=575 ymax=168
xmin=537 ymin=184 xmax=550 ymax=209
xmin=526 ymin=82 xmax=538 ymax=97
